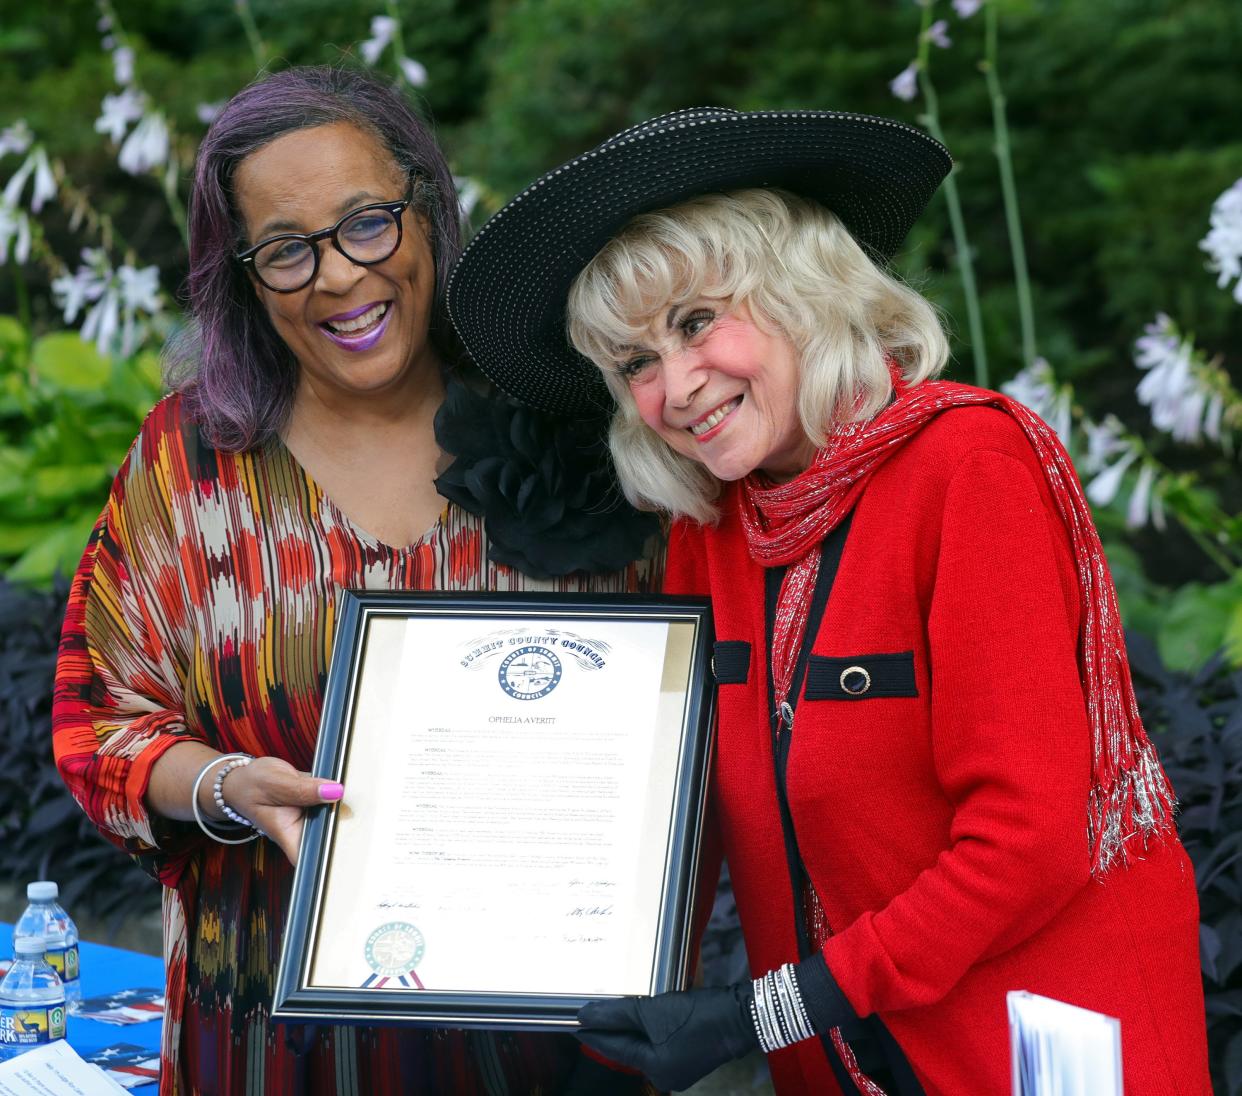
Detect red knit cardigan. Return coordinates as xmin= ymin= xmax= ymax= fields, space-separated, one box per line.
xmin=669 ymin=407 xmax=1210 ymax=1095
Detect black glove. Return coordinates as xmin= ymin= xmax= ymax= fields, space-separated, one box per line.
xmin=575 ymin=983 xmax=758 ymax=1093
xmin=561 ymin=1050 xmax=648 ymax=1096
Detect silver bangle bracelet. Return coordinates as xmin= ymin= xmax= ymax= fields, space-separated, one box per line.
xmin=781 ymin=963 xmax=815 ymax=1041
xmin=751 ymin=964 xmax=815 ymax=1053
xmin=776 ymin=964 xmax=814 ymax=1042
xmin=751 ymin=972 xmax=783 ymax=1052
xmin=749 ymin=996 xmax=773 ymax=1054
xmin=191 ymin=754 xmax=260 ymax=845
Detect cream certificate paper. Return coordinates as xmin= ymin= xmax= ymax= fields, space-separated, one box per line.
xmin=308 ymin=614 xmax=692 ymax=997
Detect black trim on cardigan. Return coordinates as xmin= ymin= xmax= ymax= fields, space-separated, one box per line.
xmin=804 ymin=651 xmax=918 ymax=700
xmin=712 ymin=640 xmax=751 ymax=685
xmin=763 ymin=513 xmax=927 ymax=1096
xmin=764 ymin=517 xmax=863 ymax=1094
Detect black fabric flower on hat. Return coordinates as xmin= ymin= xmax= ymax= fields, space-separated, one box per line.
xmin=433 ymin=379 xmax=660 ymax=579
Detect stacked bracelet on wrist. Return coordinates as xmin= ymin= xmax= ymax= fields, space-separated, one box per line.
xmin=213 ymin=756 xmax=262 ymax=831
xmin=191 ymin=753 xmax=262 ymax=845
xmin=749 ymin=963 xmax=816 ymax=1054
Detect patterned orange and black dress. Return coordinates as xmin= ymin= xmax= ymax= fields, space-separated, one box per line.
xmin=52 ymin=394 xmax=661 ymax=1095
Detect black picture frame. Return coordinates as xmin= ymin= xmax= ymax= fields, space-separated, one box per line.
xmin=272 ymin=591 xmax=715 ymax=1030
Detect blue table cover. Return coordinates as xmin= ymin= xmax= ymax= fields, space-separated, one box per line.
xmin=1 ymin=920 xmax=162 ymax=1093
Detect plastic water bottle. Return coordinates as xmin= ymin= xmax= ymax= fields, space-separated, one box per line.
xmin=14 ymin=881 xmax=81 ymax=1012
xmin=0 ymin=937 xmax=67 ymax=1062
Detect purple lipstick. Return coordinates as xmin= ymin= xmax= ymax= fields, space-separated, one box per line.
xmin=320 ymin=300 xmax=392 ymax=352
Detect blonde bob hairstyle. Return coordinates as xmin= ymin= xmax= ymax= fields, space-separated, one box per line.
xmin=567 ymin=188 xmax=949 ymax=524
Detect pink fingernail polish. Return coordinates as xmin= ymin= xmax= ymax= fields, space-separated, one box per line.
xmin=319 ymin=782 xmax=344 ymax=801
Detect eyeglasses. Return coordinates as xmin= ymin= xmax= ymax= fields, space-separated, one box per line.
xmin=236 ymin=197 xmax=411 ymax=293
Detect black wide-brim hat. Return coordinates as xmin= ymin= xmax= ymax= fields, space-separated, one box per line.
xmin=447 ymin=107 xmax=952 ymax=418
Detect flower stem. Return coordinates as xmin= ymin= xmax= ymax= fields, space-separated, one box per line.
xmin=386 ymin=0 xmax=410 ymax=84
xmin=234 ymin=0 xmax=267 ymax=71
xmin=982 ymin=3 xmax=1036 ymax=368
xmin=916 ymin=3 xmax=989 ymax=388
xmin=13 ymin=266 xmax=30 ymax=333
xmin=162 ymin=157 xmax=189 ymax=250
xmin=1182 ymin=524 xmax=1238 ymax=577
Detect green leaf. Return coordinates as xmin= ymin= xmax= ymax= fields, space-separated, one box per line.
xmin=1156 ymin=582 xmax=1236 ymax=672
xmin=0 ymin=519 xmax=64 ymax=556
xmin=30 ymin=463 xmax=111 ymax=503
xmin=1222 ymin=580 xmax=1242 ymax=669
xmin=0 ymin=446 xmax=29 ymax=497
xmin=1103 ymin=541 xmax=1164 ymax=638
xmin=0 ymin=315 xmax=28 ymax=368
xmin=5 ymin=513 xmax=97 ymax=586
xmin=30 ymin=333 xmax=111 ymax=393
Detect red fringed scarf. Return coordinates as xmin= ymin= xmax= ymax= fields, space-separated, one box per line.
xmin=740 ymin=374 xmax=1176 ymax=878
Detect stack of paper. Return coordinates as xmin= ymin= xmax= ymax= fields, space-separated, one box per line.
xmin=0 ymin=1040 xmax=129 ymax=1095
xmin=1008 ymin=990 xmax=1123 ymax=1096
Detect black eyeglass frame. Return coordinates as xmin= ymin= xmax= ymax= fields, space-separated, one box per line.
xmin=236 ymin=197 xmax=412 ymax=293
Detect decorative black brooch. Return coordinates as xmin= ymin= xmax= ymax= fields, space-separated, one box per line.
xmin=433 ymin=379 xmax=660 ymax=579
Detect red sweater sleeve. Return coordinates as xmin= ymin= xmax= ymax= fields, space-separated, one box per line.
xmin=821 ymin=449 xmax=1093 ymax=1015
xmin=661 ymin=517 xmax=725 ymax=976
xmin=52 ymin=411 xmax=208 ymax=888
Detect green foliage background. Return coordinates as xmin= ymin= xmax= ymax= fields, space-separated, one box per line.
xmin=2 ymin=4 xmax=1242 ymax=1088
xmin=1 ymin=0 xmax=1240 ymax=664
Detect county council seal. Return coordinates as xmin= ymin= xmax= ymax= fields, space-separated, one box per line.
xmin=365 ymin=922 xmax=426 ymax=976
xmin=498 ymin=645 xmax=562 ymax=700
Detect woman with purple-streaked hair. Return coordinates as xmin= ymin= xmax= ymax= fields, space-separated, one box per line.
xmin=51 ymin=66 xmax=659 ymax=1095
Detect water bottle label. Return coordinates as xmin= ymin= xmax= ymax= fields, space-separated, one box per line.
xmin=44 ymin=944 xmax=80 ymax=984
xmin=0 ymin=1004 xmax=67 ymax=1049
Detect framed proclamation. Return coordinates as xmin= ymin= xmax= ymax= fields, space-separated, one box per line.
xmin=272 ymin=591 xmax=715 ymax=1030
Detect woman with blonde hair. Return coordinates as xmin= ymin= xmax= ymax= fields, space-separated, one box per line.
xmin=448 ymin=108 xmax=1211 ymax=1095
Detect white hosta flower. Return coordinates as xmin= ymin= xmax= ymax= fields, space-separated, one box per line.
xmin=2 ymin=158 xmax=31 ymax=208
xmin=1133 ymin=311 xmax=1179 ymax=370
xmin=360 ymin=15 xmax=397 ymax=65
xmin=1204 ymin=392 xmax=1224 ymax=442
xmin=454 ymin=175 xmax=481 ymax=220
xmin=196 ymin=101 xmax=224 ymax=125
xmin=2 ymin=146 xmax=55 ymax=212
xmin=112 ymin=45 xmax=135 ymax=86
xmin=0 ymin=203 xmax=32 ymax=264
xmin=52 ymin=269 xmax=94 ymax=322
xmin=0 ymin=121 xmax=32 ymax=158
xmin=952 ymin=0 xmax=984 ymax=17
xmin=1082 ymin=415 xmax=1130 ymax=474
xmin=95 ymin=89 xmax=145 ymax=144
xmin=1200 ymin=178 xmax=1242 ymax=304
xmin=53 ymin=248 xmax=159 ymax=355
xmin=926 ymin=20 xmax=952 ymax=48
xmin=52 ymin=248 xmax=112 ymax=323
xmin=30 ymin=147 xmax=55 ymax=211
xmin=1168 ymin=388 xmax=1207 ymax=442
xmin=82 ymin=288 xmax=121 ymax=356
xmin=1002 ymin=358 xmax=1071 ymax=445
xmin=117 ymin=264 xmax=161 ymax=355
xmin=118 ymin=263 xmax=161 ymax=315
xmin=1126 ymin=462 xmax=1157 ymax=529
xmin=1134 ymin=313 xmax=1212 ymax=442
xmin=1086 ymin=443 xmax=1140 ymax=507
xmin=889 ymin=62 xmax=919 ymax=102
xmin=1149 ymin=486 xmax=1167 ymax=531
xmin=398 ymin=56 xmax=428 ymax=87
xmin=118 ymin=112 xmax=169 ymax=175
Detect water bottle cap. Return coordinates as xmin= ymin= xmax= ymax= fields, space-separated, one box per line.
xmin=13 ymin=936 xmax=47 ymax=957
xmin=26 ymin=881 xmax=58 ymax=902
